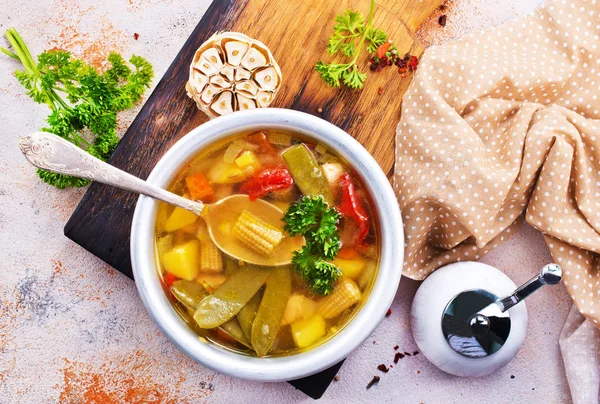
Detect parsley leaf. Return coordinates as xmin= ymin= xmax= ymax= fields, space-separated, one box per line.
xmin=342 ymin=67 xmax=367 ymax=89
xmin=334 ymin=10 xmax=365 ymax=34
xmin=283 ymin=196 xmax=342 ymax=295
xmin=315 ymin=0 xmax=389 ymax=90
xmin=365 ymin=28 xmax=387 ymax=53
xmin=1 ymin=28 xmax=154 ymax=188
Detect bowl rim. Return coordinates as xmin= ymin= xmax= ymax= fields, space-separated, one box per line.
xmin=131 ymin=108 xmax=404 ymax=381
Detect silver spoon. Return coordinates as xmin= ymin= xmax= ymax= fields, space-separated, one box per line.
xmin=19 ymin=132 xmax=303 ymax=266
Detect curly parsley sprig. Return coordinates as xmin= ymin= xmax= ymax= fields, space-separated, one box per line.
xmin=1 ymin=28 xmax=154 ymax=189
xmin=315 ymin=0 xmax=388 ymax=89
xmin=283 ymin=196 xmax=342 ymax=295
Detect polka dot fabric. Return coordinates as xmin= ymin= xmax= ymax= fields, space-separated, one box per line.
xmin=395 ymin=0 xmax=600 ymax=326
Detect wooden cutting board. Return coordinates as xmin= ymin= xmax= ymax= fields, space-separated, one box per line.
xmin=65 ymin=0 xmax=441 ymax=398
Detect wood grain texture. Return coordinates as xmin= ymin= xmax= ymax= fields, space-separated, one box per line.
xmin=64 ymin=0 xmax=440 ymax=395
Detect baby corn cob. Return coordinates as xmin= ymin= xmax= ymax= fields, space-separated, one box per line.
xmin=199 ymin=238 xmax=223 ymax=273
xmin=233 ymin=210 xmax=283 ymax=256
xmin=317 ymin=277 xmax=362 ymax=319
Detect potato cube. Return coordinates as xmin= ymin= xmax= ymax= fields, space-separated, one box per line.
xmin=164 ymin=207 xmax=197 ymax=232
xmin=207 ymin=161 xmax=246 ymax=184
xmin=235 ymin=150 xmax=262 ymax=175
xmin=291 ymin=314 xmax=327 ymax=349
xmin=161 ymin=240 xmax=200 ymax=280
xmin=281 ymin=294 xmax=318 ymax=326
xmin=332 ymin=258 xmax=365 ymax=280
xmin=321 ymin=162 xmax=344 ymax=185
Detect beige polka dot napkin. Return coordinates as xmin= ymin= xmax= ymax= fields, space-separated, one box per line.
xmin=395 ymin=0 xmax=600 ymax=328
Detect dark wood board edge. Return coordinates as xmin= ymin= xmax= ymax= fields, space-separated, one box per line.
xmin=288 ymin=360 xmax=345 ymax=399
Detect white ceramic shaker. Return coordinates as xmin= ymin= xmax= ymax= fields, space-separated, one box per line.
xmin=411 ymin=261 xmax=562 ymax=377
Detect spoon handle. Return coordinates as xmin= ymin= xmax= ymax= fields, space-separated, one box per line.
xmin=19 ymin=132 xmax=205 ymax=215
xmin=497 ymin=263 xmax=562 ymax=312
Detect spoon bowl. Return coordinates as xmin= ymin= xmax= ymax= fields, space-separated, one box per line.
xmin=204 ymin=194 xmax=304 ymax=266
xmin=18 ymin=131 xmax=301 ymax=266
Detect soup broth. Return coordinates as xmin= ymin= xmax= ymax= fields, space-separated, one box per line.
xmin=155 ymin=130 xmax=380 ymax=357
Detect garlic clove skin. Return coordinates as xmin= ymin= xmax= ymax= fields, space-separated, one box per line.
xmin=210 ymin=74 xmax=232 ymax=89
xmin=235 ymin=67 xmax=252 ymax=81
xmin=200 ymin=47 xmax=224 ymax=71
xmin=221 ymin=64 xmax=235 ymax=82
xmin=235 ymin=79 xmax=259 ymax=96
xmin=211 ymin=91 xmax=234 ymax=115
xmin=240 ymin=47 xmax=267 ymax=71
xmin=254 ymin=66 xmax=279 ymax=91
xmin=236 ymin=93 xmax=257 ymax=111
xmin=201 ymin=84 xmax=222 ymax=105
xmin=189 ymin=69 xmax=209 ymax=94
xmin=256 ymin=91 xmax=274 ymax=108
xmin=224 ymin=40 xmax=249 ymax=66
xmin=193 ymin=57 xmax=220 ymax=76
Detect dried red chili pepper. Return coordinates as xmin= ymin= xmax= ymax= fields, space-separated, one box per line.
xmin=407 ymin=55 xmax=419 ymax=71
xmin=240 ymin=166 xmax=294 ymax=201
xmin=377 ymin=364 xmax=389 ymax=373
xmin=376 ymin=42 xmax=391 ymax=59
xmin=385 ymin=308 xmax=392 ymax=317
xmin=394 ymin=352 xmax=404 ymax=363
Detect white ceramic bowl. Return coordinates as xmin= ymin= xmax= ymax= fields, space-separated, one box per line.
xmin=131 ymin=108 xmax=403 ymax=381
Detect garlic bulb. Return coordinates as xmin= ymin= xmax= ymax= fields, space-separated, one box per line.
xmin=186 ymin=32 xmax=282 ymax=119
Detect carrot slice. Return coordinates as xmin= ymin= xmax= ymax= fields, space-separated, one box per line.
xmin=185 ymin=172 xmax=214 ymax=202
xmin=337 ymin=248 xmax=359 ymax=259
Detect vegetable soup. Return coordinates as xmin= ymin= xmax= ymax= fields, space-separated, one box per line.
xmin=155 ymin=131 xmax=380 ymax=357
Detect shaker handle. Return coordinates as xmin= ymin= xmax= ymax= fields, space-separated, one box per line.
xmin=497 ymin=264 xmax=562 ymax=312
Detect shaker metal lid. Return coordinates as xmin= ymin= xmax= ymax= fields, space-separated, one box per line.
xmin=441 ymin=264 xmax=562 ymax=359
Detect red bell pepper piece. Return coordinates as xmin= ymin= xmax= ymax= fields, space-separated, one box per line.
xmin=240 ymin=166 xmax=294 ymax=201
xmin=338 ymin=173 xmax=370 ymax=246
xmin=248 ymin=132 xmax=276 ymax=154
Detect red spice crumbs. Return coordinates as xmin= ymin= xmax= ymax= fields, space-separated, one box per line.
xmin=394 ymin=352 xmax=404 ymax=363
xmin=366 ymin=376 xmax=380 ymax=389
xmin=385 ymin=308 xmax=392 ymax=317
xmin=133 ymin=32 xmax=140 ymax=40
xmin=438 ymin=15 xmax=447 ymax=27
xmin=334 ymin=375 xmax=340 ymax=382
xmin=377 ymin=364 xmax=389 ymax=373
xmin=404 ymin=352 xmax=412 ymax=356
xmin=377 ymin=86 xmax=383 ymax=95
xmin=413 ymin=351 xmax=420 ymax=356
xmin=393 ymin=345 xmax=399 ymax=350
xmin=407 ymin=56 xmax=419 ymax=71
